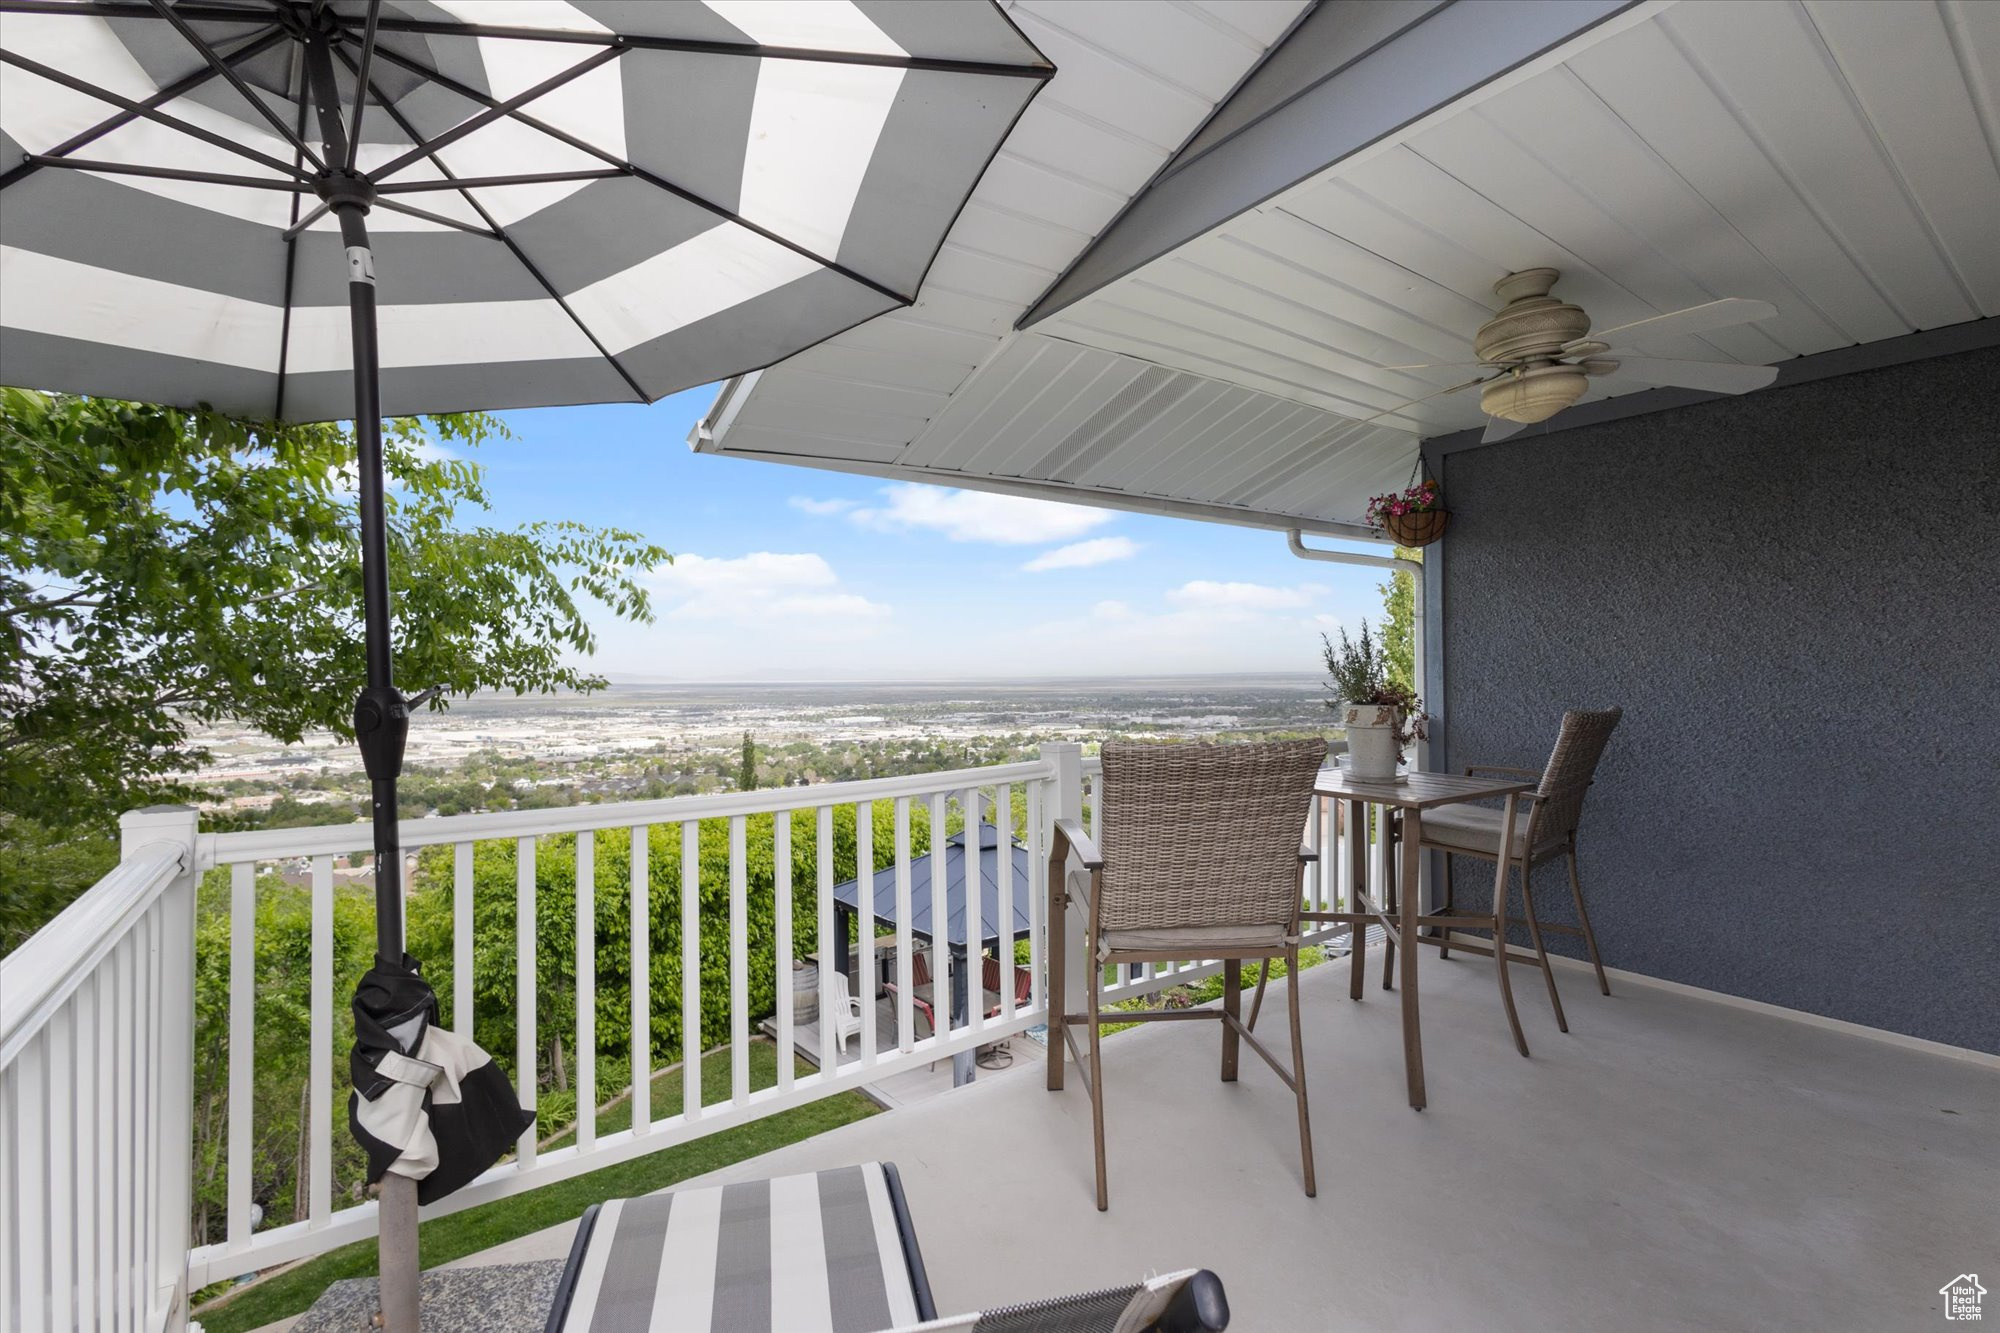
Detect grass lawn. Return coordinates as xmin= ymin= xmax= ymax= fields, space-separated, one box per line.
xmin=195 ymin=1041 xmax=872 ymax=1333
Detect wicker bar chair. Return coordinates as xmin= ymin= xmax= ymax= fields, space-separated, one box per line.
xmin=1047 ymin=739 xmax=1326 ymax=1211
xmin=1421 ymin=707 xmax=1624 ymax=1024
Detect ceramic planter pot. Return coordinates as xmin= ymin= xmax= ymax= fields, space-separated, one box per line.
xmin=1343 ymin=702 xmax=1402 ymax=780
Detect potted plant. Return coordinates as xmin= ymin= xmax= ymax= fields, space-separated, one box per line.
xmin=1365 ymin=477 xmax=1449 ymax=547
xmin=1321 ymin=621 xmax=1428 ymax=781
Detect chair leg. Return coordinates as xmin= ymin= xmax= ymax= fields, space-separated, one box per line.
xmin=1381 ymin=865 xmax=1397 ymax=991
xmin=1047 ymin=868 xmax=1064 ymax=1093
xmin=1492 ymin=861 xmax=1528 ymax=1057
xmin=1087 ymin=968 xmax=1108 ymax=1211
xmin=1247 ymin=961 xmax=1271 ymax=1033
xmin=1286 ymin=945 xmax=1316 ymax=1198
xmin=1516 ymin=858 xmax=1568 ymax=1033
xmin=1347 ymin=801 xmax=1366 ymax=1001
xmin=1438 ymin=850 xmax=1453 ymax=960
xmin=1567 ymin=845 xmax=1611 ymax=995
xmin=1221 ymin=959 xmax=1241 ymax=1082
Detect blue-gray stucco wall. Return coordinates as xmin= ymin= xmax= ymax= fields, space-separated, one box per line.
xmin=1432 ymin=344 xmax=2000 ymax=1053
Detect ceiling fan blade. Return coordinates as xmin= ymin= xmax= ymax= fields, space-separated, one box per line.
xmin=1581 ymin=298 xmax=1778 ymax=347
xmin=1600 ymin=356 xmax=1780 ymax=395
xmin=1481 ymin=417 xmax=1528 ymax=444
xmin=1375 ymin=360 xmax=1488 ymax=372
xmin=1345 ymin=374 xmax=1497 ymax=428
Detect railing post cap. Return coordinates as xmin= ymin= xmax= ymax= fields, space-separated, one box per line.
xmin=121 ymin=802 xmax=198 ymax=820
xmin=120 ymin=804 xmax=199 ymax=857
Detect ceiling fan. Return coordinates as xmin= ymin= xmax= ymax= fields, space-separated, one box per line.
xmin=1367 ymin=269 xmax=1782 ymax=443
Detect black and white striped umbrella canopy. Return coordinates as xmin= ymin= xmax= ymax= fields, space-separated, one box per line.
xmin=0 ymin=0 xmax=1051 ymax=420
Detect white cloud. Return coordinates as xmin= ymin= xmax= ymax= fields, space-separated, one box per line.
xmin=1022 ymin=537 xmax=1141 ymax=572
xmin=1167 ymin=580 xmax=1325 ymax=611
xmin=645 ymin=553 xmax=890 ymax=624
xmin=851 ymin=483 xmax=1114 ymax=545
xmin=788 ymin=496 xmax=856 ymax=516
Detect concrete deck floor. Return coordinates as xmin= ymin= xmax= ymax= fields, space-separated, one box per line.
xmin=460 ymin=943 xmax=1996 ymax=1332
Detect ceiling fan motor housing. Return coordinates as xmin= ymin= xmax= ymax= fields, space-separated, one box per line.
xmin=1481 ymin=363 xmax=1590 ymax=423
xmin=1474 ymin=267 xmax=1592 ymax=363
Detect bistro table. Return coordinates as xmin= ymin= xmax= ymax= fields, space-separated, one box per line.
xmin=1305 ymin=769 xmax=1538 ymax=1110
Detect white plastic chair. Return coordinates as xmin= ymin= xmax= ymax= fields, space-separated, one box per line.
xmin=826 ymin=968 xmax=865 ymax=1052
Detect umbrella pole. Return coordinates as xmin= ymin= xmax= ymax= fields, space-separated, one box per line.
xmin=304 ymin=35 xmax=422 ymax=1333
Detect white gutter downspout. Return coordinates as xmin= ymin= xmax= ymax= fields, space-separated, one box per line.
xmin=1284 ymin=528 xmax=1425 ymax=730
xmin=1287 ymin=528 xmax=1434 ymax=910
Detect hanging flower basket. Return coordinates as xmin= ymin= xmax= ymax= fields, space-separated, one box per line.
xmin=1365 ymin=478 xmax=1450 ymax=548
xmin=1383 ymin=507 xmax=1450 ymax=546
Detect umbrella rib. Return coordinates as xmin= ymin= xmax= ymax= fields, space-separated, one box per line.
xmin=282 ymin=200 xmax=334 ymax=242
xmin=333 ymin=44 xmax=653 ymax=405
xmin=359 ymin=40 xmax=911 ymax=306
xmin=372 ymin=169 xmax=626 ymax=194
xmin=372 ymin=196 xmax=504 ymax=237
xmin=0 ymin=49 xmax=316 ymax=182
xmin=0 ymin=1 xmax=268 ymax=18
xmin=23 ymin=155 xmax=312 ymax=190
xmin=276 ymin=50 xmax=308 ymax=423
xmin=0 ymin=24 xmax=288 ymax=193
xmin=331 ymin=12 xmax=1055 ymax=80
xmin=144 ymin=0 xmax=328 ymax=171
xmin=343 ymin=0 xmax=382 ymax=174
xmin=366 ymin=45 xmax=623 ymax=185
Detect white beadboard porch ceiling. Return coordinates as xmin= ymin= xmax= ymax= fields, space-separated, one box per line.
xmin=700 ymin=0 xmax=2000 ymax=538
xmin=1029 ymin=0 xmax=2000 ymax=443
xmin=692 ymin=0 xmax=1399 ymax=538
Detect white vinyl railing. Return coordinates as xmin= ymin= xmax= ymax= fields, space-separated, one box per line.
xmin=182 ymin=752 xmax=1067 ymax=1287
xmin=1 ymin=742 xmax=1393 ymax=1319
xmin=1 ymin=808 xmax=200 ymax=1333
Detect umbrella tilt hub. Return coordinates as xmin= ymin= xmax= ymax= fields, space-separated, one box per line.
xmin=352 ymin=683 xmax=410 ymax=783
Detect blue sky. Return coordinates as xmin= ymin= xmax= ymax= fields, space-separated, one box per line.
xmin=468 ymin=387 xmax=1390 ymax=681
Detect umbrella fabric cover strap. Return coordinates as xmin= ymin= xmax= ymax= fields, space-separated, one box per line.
xmin=350 ymin=956 xmax=535 ymax=1206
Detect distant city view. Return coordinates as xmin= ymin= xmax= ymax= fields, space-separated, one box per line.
xmin=193 ymin=675 xmax=1336 ymax=825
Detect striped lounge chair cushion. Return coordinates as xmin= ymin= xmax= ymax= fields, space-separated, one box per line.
xmin=546 ymin=1162 xmax=934 ymax=1333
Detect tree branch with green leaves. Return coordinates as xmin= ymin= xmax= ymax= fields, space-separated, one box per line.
xmin=1 ymin=388 xmax=670 ymax=852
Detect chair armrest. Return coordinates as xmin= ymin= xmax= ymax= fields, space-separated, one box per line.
xmin=1464 ymin=764 xmax=1540 ymax=780
xmin=1053 ymin=817 xmax=1102 ymax=869
xmin=1298 ymin=843 xmax=1319 ymax=863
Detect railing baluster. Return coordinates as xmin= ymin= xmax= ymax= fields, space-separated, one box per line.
xmin=17 ymin=1035 xmax=47 ymax=1332
xmin=226 ymin=863 xmax=255 ymax=1251
xmin=116 ymin=932 xmax=136 ymax=1317
xmin=1306 ymin=794 xmax=1323 ymax=925
xmin=1027 ymin=779 xmax=1044 ymax=1012
xmin=856 ymin=803 xmax=876 ymax=1067
xmin=997 ymin=784 xmax=1016 ymax=1021
xmin=516 ymin=837 xmax=538 ymax=1166
xmin=962 ymin=789 xmax=983 ymax=1040
xmin=96 ymin=966 xmax=116 ymax=1320
xmin=453 ymin=842 xmax=474 ymax=1038
xmin=310 ymin=855 xmax=333 ymax=1227
xmin=576 ymin=831 xmax=596 ymax=1154
xmin=51 ymin=1010 xmax=75 ymax=1331
xmin=138 ymin=909 xmax=157 ymax=1327
xmin=774 ymin=814 xmax=794 ymax=1093
xmin=729 ymin=816 xmax=750 ymax=1105
xmin=74 ymin=977 xmax=98 ymax=1331
xmin=893 ymin=798 xmax=914 ymax=1054
xmin=1 ymin=1066 xmax=15 ymax=1333
xmin=817 ymin=807 xmax=836 ymax=1072
xmin=682 ymin=821 xmax=702 ymax=1118
xmin=630 ymin=826 xmax=650 ymax=1134
xmin=928 ymin=793 xmax=950 ymax=1044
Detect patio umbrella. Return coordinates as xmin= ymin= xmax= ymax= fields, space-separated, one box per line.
xmin=0 ymin=0 xmax=1049 ymax=1317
